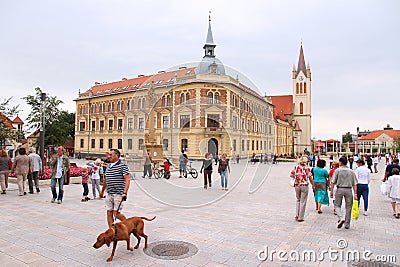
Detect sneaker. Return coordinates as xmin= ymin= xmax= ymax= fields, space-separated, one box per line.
xmin=51 ymin=198 xmax=56 ymax=203
xmin=337 ymin=220 xmax=345 ymax=229
xmin=29 ymin=191 xmax=34 ymax=194
xmin=36 ymin=188 xmax=40 ymax=193
xmin=1 ymin=191 xmax=5 ymax=194
xmin=81 ymin=198 xmax=86 ymax=202
xmin=23 ymin=192 xmax=27 ymax=195
xmin=344 ymin=226 xmax=350 ymax=229
xmin=363 ymin=211 xmax=368 ymax=216
xmin=57 ymin=200 xmax=62 ymax=204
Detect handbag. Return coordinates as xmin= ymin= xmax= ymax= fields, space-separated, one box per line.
xmin=290 ymin=178 xmax=296 ymax=187
xmin=380 ymin=182 xmax=388 ymax=196
xmin=351 ymin=200 xmax=359 ymax=220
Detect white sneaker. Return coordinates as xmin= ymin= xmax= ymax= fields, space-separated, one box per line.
xmin=57 ymin=200 xmax=62 ymax=204
xmin=364 ymin=211 xmax=368 ymax=216
xmin=51 ymin=198 xmax=56 ymax=203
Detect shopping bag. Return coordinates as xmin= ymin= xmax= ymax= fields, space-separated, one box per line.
xmin=290 ymin=178 xmax=295 ymax=187
xmin=352 ymin=200 xmax=359 ymax=220
xmin=380 ymin=182 xmax=388 ymax=196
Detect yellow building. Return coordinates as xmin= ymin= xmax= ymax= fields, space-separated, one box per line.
xmin=74 ymin=18 xmax=275 ymax=161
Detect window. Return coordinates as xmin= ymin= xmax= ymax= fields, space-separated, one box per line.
xmin=128 ymin=118 xmax=133 ymax=130
xmin=252 ymin=140 xmax=255 ymax=150
xmin=163 ymin=139 xmax=168 ymax=151
xmin=117 ymin=102 xmax=121 ymax=111
xmin=180 ymin=115 xmax=190 ymax=128
xmin=138 ymin=139 xmax=144 ymax=150
xmin=208 ymin=92 xmax=213 ymax=104
xmin=247 ymin=140 xmax=250 ymax=151
xmin=233 ymin=139 xmax=237 ymax=151
xmin=181 ymin=139 xmax=188 ymax=151
xmin=128 ymin=139 xmax=132 ymax=150
xmin=300 ymin=83 xmax=303 ymax=94
xmin=121 ymin=101 xmax=124 ymax=110
xmin=108 ymin=139 xmax=113 ymax=149
xmin=296 ymin=83 xmax=299 ymax=94
xmin=186 ymin=93 xmax=190 ymax=104
xmin=100 ymin=139 xmax=104 ymax=149
xmin=162 ymin=96 xmax=166 ymax=107
xmin=108 ymin=103 xmax=111 ymax=112
xmin=232 ymin=116 xmax=237 ymax=129
xmin=79 ymin=122 xmax=85 ymax=131
xmin=241 ymin=140 xmax=245 ymax=151
xmin=100 ymin=121 xmax=104 ymax=131
xmin=118 ymin=139 xmax=122 ymax=149
xmin=300 ymin=102 xmax=304 ymax=115
xmin=207 ymin=114 xmax=220 ymax=128
xmin=214 ymin=92 xmax=219 ymax=104
xmin=91 ymin=139 xmax=95 ymax=149
xmin=92 ymin=104 xmax=96 ymax=113
xmin=111 ymin=102 xmax=115 ymax=111
xmin=269 ymin=125 xmax=272 ymax=134
xmin=163 ymin=116 xmax=169 ymax=129
xmin=180 ymin=93 xmax=185 ymax=104
xmin=91 ymin=121 xmax=96 ymax=131
xmin=118 ymin=119 xmax=123 ymax=130
xmin=269 ymin=141 xmax=272 ymax=150
xmin=108 ymin=120 xmax=113 ymax=130
xmin=241 ymin=118 xmax=245 ymax=130
xmin=80 ymin=139 xmax=84 ymax=148
xmin=139 ymin=118 xmax=144 ymax=129
xmin=166 ymin=95 xmax=171 ymax=106
xmin=303 ymin=83 xmax=307 ymax=93
xmin=256 ymin=140 xmax=259 ymax=150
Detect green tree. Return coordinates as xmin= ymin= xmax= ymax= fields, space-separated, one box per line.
xmin=342 ymin=132 xmax=353 ymax=143
xmin=45 ymin=111 xmax=75 ymax=147
xmin=393 ymin=137 xmax=400 ymax=153
xmin=0 ymin=97 xmax=23 ymax=148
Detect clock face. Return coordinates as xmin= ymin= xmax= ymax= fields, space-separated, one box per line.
xmin=299 ymin=76 xmax=304 ymax=81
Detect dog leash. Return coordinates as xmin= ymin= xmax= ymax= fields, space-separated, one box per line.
xmin=112 ymin=196 xmax=126 ymax=239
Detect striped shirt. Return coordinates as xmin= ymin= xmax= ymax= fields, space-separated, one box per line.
xmin=105 ymin=160 xmax=129 ymax=195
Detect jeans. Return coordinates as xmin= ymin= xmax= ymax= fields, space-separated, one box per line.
xmin=82 ymin=182 xmax=89 ymax=196
xmin=220 ymin=170 xmax=228 ymax=189
xmin=357 ymin=184 xmax=369 ymax=211
xmin=92 ymin=179 xmax=101 ymax=198
xmin=28 ymin=171 xmax=40 ymax=193
xmin=51 ymin=176 xmax=64 ymax=201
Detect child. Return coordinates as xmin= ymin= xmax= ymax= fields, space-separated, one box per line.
xmin=162 ymin=158 xmax=171 ymax=179
xmin=87 ymin=159 xmax=103 ymax=199
xmin=81 ymin=166 xmax=90 ymax=202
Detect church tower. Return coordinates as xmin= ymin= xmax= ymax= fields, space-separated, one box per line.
xmin=292 ymin=42 xmax=312 ymax=154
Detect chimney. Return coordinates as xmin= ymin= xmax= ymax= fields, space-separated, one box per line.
xmin=94 ymin=82 xmax=101 ymax=85
xmin=138 ymin=74 xmax=145 ymax=77
xmin=122 ymin=78 xmax=127 ymax=81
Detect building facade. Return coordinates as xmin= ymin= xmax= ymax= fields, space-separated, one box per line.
xmin=74 ymin=19 xmax=275 ymax=161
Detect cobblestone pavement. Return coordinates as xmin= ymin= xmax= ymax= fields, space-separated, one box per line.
xmin=0 ymin=159 xmax=399 ymax=266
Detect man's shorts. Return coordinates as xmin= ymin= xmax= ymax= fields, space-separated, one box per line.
xmin=105 ymin=194 xmax=124 ymax=212
xmin=391 ymin=197 xmax=400 ymax=204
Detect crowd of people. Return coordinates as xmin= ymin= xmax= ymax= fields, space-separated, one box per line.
xmin=290 ymin=151 xmax=400 ymax=229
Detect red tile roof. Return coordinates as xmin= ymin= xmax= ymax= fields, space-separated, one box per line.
xmin=0 ymin=112 xmax=14 ymax=129
xmin=12 ymin=116 xmax=23 ymax=124
xmin=360 ymin=130 xmax=400 ymax=140
xmin=88 ymin=67 xmax=196 ymax=96
xmin=268 ymin=95 xmax=293 ymax=120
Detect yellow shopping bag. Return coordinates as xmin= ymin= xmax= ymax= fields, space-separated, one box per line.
xmin=352 ymin=200 xmax=359 ymax=220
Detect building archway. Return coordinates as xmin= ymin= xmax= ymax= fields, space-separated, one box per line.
xmin=208 ymin=138 xmax=218 ymax=157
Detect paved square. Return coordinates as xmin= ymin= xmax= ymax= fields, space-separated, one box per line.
xmin=0 ymin=159 xmax=399 ymax=266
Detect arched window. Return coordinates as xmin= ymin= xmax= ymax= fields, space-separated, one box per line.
xmin=108 ymin=103 xmax=111 ymax=112
xmin=117 ymin=102 xmax=121 ymax=111
xmin=166 ymin=95 xmax=171 ymax=106
xmin=300 ymin=102 xmax=304 ymax=114
xmin=180 ymin=93 xmax=185 ymax=104
xmin=296 ymin=83 xmax=299 ymax=94
xmin=111 ymin=102 xmax=115 ymax=111
xmin=303 ymin=83 xmax=307 ymax=94
xmin=142 ymin=98 xmax=145 ymax=108
xmin=127 ymin=100 xmax=130 ymax=110
xmin=214 ymin=92 xmax=219 ymax=104
xmin=162 ymin=96 xmax=166 ymax=107
xmin=300 ymin=83 xmax=303 ymax=94
xmin=186 ymin=93 xmax=190 ymax=104
xmin=208 ymin=92 xmax=213 ymax=104
xmin=121 ymin=101 xmax=124 ymax=110
xmin=91 ymin=104 xmax=96 ymax=113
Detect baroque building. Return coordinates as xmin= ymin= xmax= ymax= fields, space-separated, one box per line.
xmin=74 ymin=18 xmax=275 ymax=161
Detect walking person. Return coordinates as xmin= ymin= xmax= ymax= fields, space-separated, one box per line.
xmin=81 ymin=166 xmax=90 ymax=202
xmin=348 ymin=155 xmax=354 ymax=170
xmin=388 ymin=168 xmax=400 ymax=218
xmin=355 ymin=159 xmax=371 ymax=216
xmin=11 ymin=148 xmax=32 ymax=196
xmin=142 ymin=152 xmax=152 ymax=178
xmin=218 ymin=153 xmax=230 ymax=191
xmin=330 ymin=157 xmax=358 ymax=229
xmin=200 ymin=153 xmax=213 ymax=189
xmin=88 ymin=158 xmax=103 ymax=199
xmin=313 ymin=159 xmax=330 ymax=214
xmin=48 ymin=146 xmax=70 ymax=204
xmin=382 ymin=158 xmax=400 ymax=182
xmin=329 ymin=155 xmax=334 ymax=169
xmin=28 ymin=147 xmax=42 ymax=194
xmin=329 ymin=161 xmax=339 ymax=215
xmin=290 ymin=156 xmax=315 ymax=222
xmin=366 ymin=156 xmax=373 ymax=173
xmin=100 ymin=149 xmax=130 ymax=227
xmin=236 ymin=154 xmax=240 ymax=164
xmin=0 ymin=149 xmax=12 ymax=194
xmin=179 ymin=150 xmax=188 ymax=178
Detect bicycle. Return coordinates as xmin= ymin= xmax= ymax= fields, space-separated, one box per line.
xmin=184 ymin=161 xmax=198 ymax=178
xmin=152 ymin=161 xmax=162 ymax=179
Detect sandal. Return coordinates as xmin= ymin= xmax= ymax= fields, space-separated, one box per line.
xmin=318 ymin=210 xmax=322 ymax=214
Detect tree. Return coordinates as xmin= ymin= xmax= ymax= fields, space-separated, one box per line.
xmin=22 ymin=87 xmax=63 ymax=132
xmin=45 ymin=111 xmax=75 ymax=147
xmin=393 ymin=137 xmax=400 ymax=153
xmin=0 ymin=97 xmax=23 ymax=148
xmin=342 ymin=132 xmax=353 ymax=143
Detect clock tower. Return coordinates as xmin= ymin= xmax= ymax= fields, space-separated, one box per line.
xmin=292 ymin=42 xmax=312 ymax=154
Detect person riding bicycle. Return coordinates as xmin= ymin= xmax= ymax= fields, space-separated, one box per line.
xmin=162 ymin=158 xmax=172 ymax=179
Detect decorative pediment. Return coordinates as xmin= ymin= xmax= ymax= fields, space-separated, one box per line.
xmin=204 ymin=105 xmax=223 ymax=113
xmin=176 ymin=106 xmax=193 ymax=113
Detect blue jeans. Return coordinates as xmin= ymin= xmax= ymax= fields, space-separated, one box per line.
xmin=51 ymin=176 xmax=64 ymax=201
xmin=82 ymin=182 xmax=89 ymax=196
xmin=357 ymin=184 xmax=369 ymax=211
xmin=220 ymin=170 xmax=228 ymax=189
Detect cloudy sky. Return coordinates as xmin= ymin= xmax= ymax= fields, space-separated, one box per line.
xmin=1 ymin=0 xmax=399 ymax=140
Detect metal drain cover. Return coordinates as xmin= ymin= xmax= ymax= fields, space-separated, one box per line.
xmin=348 ymin=261 xmax=400 ymax=267
xmin=144 ymin=240 xmax=198 ymax=260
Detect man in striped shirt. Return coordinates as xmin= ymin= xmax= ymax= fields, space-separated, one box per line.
xmin=100 ymin=149 xmax=130 ymax=227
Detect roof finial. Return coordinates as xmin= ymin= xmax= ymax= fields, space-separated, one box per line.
xmin=209 ymin=11 xmax=211 ymax=22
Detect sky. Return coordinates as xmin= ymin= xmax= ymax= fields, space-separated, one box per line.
xmin=1 ymin=0 xmax=399 ymax=140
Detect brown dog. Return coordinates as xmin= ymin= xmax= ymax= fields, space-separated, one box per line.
xmin=93 ymin=216 xmax=156 ymax=261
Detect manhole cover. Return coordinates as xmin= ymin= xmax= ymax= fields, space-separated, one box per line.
xmin=144 ymin=240 xmax=198 ymax=260
xmin=348 ymin=261 xmax=400 ymax=267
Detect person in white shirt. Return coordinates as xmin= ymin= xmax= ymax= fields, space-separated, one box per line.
xmin=388 ymin=168 xmax=400 ymax=218
xmin=355 ymin=159 xmax=371 ymax=216
xmin=373 ymin=155 xmax=379 ymax=173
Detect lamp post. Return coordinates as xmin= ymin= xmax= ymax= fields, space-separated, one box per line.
xmin=40 ymin=92 xmax=46 ymax=173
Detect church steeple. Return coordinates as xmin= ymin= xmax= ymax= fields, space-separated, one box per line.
xmin=297 ymin=42 xmax=307 ymax=76
xmin=203 ymin=12 xmax=216 ymax=58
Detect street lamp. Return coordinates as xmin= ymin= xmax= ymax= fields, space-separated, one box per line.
xmin=40 ymin=92 xmax=46 ymax=173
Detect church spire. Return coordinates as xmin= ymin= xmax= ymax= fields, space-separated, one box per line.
xmin=203 ymin=11 xmax=216 ymax=57
xmin=297 ymin=41 xmax=307 ymax=76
